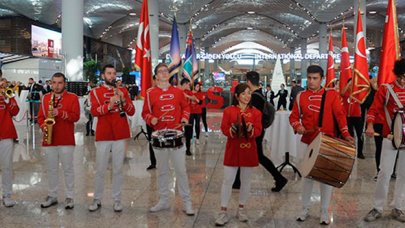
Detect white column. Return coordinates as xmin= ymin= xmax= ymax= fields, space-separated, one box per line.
xmin=149 ymin=0 xmax=159 ymax=70
xmin=301 ymin=38 xmax=308 ymax=79
xmin=290 ymin=47 xmax=295 ymax=80
xmin=62 ymin=0 xmax=83 ymax=81
xmin=319 ymin=22 xmax=328 ymax=72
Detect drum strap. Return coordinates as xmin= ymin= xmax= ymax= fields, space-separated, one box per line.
xmin=384 ymin=84 xmax=403 ymax=131
xmin=318 ymin=90 xmax=327 ymax=128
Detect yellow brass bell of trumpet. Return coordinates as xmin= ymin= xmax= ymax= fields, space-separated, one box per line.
xmin=0 ymin=87 xmax=15 ymax=99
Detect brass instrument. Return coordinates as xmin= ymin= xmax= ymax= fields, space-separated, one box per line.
xmin=0 ymin=87 xmax=14 ymax=99
xmin=112 ymin=80 xmax=126 ymax=117
xmin=43 ymin=93 xmax=56 ymax=144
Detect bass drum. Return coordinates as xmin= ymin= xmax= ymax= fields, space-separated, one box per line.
xmin=391 ymin=111 xmax=405 ymax=149
xmin=301 ymin=133 xmax=356 ymax=188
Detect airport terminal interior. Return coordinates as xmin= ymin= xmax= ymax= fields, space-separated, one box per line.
xmin=0 ymin=0 xmax=405 ymax=227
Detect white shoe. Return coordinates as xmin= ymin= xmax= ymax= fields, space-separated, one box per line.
xmin=3 ymin=196 xmax=16 ymax=207
xmin=296 ymin=207 xmax=309 ymax=221
xmin=113 ymin=201 xmax=123 ymax=212
xmin=236 ymin=207 xmax=248 ymax=222
xmin=184 ymin=201 xmax=194 ymax=216
xmin=150 ymin=202 xmax=170 ymax=212
xmin=215 ymin=211 xmax=229 ymax=226
xmin=88 ymin=199 xmax=102 ymax=212
xmin=364 ymin=208 xmax=382 ymax=222
xmin=64 ymin=198 xmax=74 ymax=210
xmin=320 ymin=209 xmax=330 ymax=225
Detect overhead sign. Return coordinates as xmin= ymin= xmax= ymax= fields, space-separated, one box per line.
xmin=166 ymin=53 xmax=344 ymax=61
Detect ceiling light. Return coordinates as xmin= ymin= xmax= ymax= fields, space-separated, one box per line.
xmin=247 ymin=27 xmax=253 ymax=30
xmin=369 ymin=11 xmax=377 ymax=15
xmin=247 ymin=11 xmax=255 ymax=14
xmin=129 ymin=12 xmax=136 ymax=16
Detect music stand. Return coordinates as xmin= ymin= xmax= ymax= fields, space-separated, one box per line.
xmin=276 ymin=152 xmax=301 ymax=177
xmin=134 ymin=126 xmax=148 ymax=140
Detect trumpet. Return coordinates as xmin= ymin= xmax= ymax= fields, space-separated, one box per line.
xmin=0 ymin=87 xmax=15 ymax=99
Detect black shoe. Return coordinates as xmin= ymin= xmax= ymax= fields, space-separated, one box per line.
xmin=86 ymin=132 xmax=90 ymax=136
xmin=271 ymin=178 xmax=288 ymax=192
xmin=357 ymin=154 xmax=365 ymax=159
xmin=146 ymin=165 xmax=156 ymax=170
xmin=91 ymin=131 xmax=95 ymax=136
xmin=186 ymin=150 xmax=192 ymax=156
xmin=232 ymin=184 xmax=240 ymax=190
xmin=392 ymin=173 xmax=397 ymax=179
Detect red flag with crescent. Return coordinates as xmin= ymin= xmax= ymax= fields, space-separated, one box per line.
xmin=339 ymin=27 xmax=352 ymax=92
xmin=325 ymin=33 xmax=335 ymax=88
xmin=377 ymin=0 xmax=401 ymax=86
xmin=135 ymin=0 xmax=152 ymax=98
xmin=351 ymin=9 xmax=370 ymax=104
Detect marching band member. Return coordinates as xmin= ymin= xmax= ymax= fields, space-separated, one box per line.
xmin=88 ymin=64 xmax=135 ymax=212
xmin=179 ymin=78 xmax=197 ymax=156
xmin=0 ymin=78 xmax=19 ymax=207
xmin=340 ymin=78 xmax=365 ymax=159
xmin=142 ymin=63 xmax=194 ymax=216
xmin=37 ymin=73 xmax=80 ymax=209
xmin=215 ymin=83 xmax=262 ymax=226
xmin=364 ymin=58 xmax=405 ymax=223
xmin=189 ymin=82 xmax=204 ymax=145
xmin=289 ymin=65 xmax=353 ymax=225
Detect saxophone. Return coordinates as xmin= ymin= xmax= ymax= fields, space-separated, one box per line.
xmin=43 ymin=93 xmax=56 ymax=144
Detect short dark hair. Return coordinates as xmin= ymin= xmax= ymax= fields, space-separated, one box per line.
xmin=232 ymin=83 xmax=251 ymax=107
xmin=394 ymin=58 xmax=405 ymax=76
xmin=180 ymin=78 xmax=190 ymax=85
xmin=154 ymin=63 xmax=168 ymax=75
xmin=29 ymin=77 xmax=34 ymax=81
xmin=246 ymin=71 xmax=260 ymax=86
xmin=102 ymin=64 xmax=115 ymax=74
xmin=52 ymin=72 xmax=67 ymax=82
xmin=307 ymin=65 xmax=324 ymax=77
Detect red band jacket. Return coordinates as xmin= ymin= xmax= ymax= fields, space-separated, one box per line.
xmin=142 ymin=85 xmax=190 ymax=131
xmin=190 ymin=91 xmax=204 ymax=114
xmin=38 ymin=91 xmax=80 ymax=146
xmin=90 ymin=84 xmax=135 ymax=141
xmin=343 ymin=91 xmax=361 ymax=117
xmin=289 ymin=88 xmax=350 ymax=144
xmin=221 ymin=105 xmax=262 ymax=167
xmin=0 ymin=96 xmax=19 ymax=139
xmin=367 ymin=81 xmax=405 ymax=137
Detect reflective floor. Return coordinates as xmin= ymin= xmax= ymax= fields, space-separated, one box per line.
xmin=2 ymin=112 xmax=405 ymax=227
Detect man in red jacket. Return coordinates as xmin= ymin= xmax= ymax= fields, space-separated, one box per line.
xmin=289 ymin=65 xmax=353 ymax=225
xmin=142 ymin=63 xmax=194 ymax=216
xmin=88 ymin=64 xmax=135 ymax=212
xmin=0 ymin=78 xmax=19 ymax=207
xmin=37 ymin=73 xmax=80 ymax=209
xmin=364 ymin=58 xmax=405 ymax=223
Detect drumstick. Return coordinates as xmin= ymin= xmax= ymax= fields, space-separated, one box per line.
xmin=158 ymin=110 xmax=170 ymax=120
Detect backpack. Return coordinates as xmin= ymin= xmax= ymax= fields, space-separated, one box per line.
xmin=253 ymin=91 xmax=275 ymax=128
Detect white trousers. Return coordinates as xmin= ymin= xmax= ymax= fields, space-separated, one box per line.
xmin=154 ymin=145 xmax=192 ymax=205
xmin=0 ymin=139 xmax=14 ymax=197
xmin=299 ymin=142 xmax=333 ymax=211
xmin=43 ymin=146 xmax=75 ymax=198
xmin=220 ymin=166 xmax=254 ymax=208
xmin=94 ymin=140 xmax=126 ymax=201
xmin=374 ymin=138 xmax=405 ymax=211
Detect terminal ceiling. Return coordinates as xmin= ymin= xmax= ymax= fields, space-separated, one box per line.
xmin=0 ymin=0 xmax=404 ymax=56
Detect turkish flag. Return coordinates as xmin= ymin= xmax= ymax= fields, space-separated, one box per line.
xmin=377 ymin=0 xmax=401 ymax=86
xmin=339 ymin=27 xmax=352 ymax=92
xmin=135 ymin=0 xmax=152 ymax=98
xmin=351 ymin=9 xmax=370 ymax=104
xmin=325 ymin=33 xmax=335 ymax=88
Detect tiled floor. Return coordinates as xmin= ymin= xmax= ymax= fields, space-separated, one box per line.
xmin=2 ymin=112 xmax=405 ymax=227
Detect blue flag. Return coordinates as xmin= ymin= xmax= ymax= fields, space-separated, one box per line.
xmin=168 ymin=17 xmax=181 ymax=85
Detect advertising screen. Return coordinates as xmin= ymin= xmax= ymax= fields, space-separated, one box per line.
xmin=31 ymin=25 xmax=62 ymax=59
xmin=212 ymin=72 xmax=225 ymax=81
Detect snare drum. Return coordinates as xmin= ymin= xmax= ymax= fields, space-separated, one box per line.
xmin=301 ymin=133 xmax=356 ymax=188
xmin=151 ymin=129 xmax=183 ymax=148
xmin=392 ymin=111 xmax=405 ymax=149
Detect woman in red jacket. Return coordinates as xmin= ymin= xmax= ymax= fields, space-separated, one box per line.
xmin=215 ymin=83 xmax=262 ymax=226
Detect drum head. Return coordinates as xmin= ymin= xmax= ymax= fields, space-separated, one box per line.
xmin=301 ymin=133 xmax=322 ymax=177
xmin=393 ymin=113 xmax=404 ymax=149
